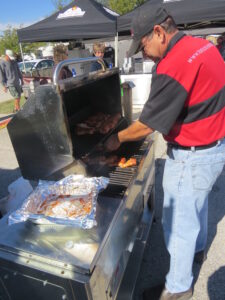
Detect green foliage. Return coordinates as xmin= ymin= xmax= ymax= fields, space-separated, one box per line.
xmin=0 ymin=0 xmax=146 ymax=58
xmin=96 ymin=0 xmax=109 ymax=6
xmin=21 ymin=42 xmax=50 ymax=58
xmin=0 ymin=96 xmax=26 ymax=114
xmin=51 ymin=0 xmax=72 ymax=11
xmin=109 ymin=0 xmax=146 ymax=14
xmin=0 ymin=27 xmax=19 ymax=56
xmin=0 ymin=26 xmax=49 ymax=58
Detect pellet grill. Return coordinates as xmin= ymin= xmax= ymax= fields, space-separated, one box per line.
xmin=0 ymin=58 xmax=155 ymax=300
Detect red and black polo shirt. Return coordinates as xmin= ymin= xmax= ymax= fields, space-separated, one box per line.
xmin=139 ymin=32 xmax=225 ymax=146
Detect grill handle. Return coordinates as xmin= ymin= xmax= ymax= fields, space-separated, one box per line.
xmin=53 ymin=57 xmax=106 ymax=85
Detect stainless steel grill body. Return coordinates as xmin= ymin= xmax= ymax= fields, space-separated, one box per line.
xmin=1 ymin=59 xmax=155 ymax=300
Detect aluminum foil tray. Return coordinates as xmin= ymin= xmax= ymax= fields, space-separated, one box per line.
xmin=9 ymin=175 xmax=109 ymax=229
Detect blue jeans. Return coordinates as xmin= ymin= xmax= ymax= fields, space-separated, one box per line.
xmin=162 ymin=138 xmax=225 ymax=293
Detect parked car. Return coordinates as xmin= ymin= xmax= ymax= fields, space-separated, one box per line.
xmin=18 ymin=59 xmax=54 ymax=74
xmin=19 ymin=59 xmax=54 ymax=99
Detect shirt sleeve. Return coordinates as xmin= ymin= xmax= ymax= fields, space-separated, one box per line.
xmin=139 ymin=72 xmax=188 ymax=135
xmin=90 ymin=61 xmax=102 ymax=72
xmin=16 ymin=63 xmax=23 ymax=82
xmin=0 ymin=63 xmax=6 ymax=86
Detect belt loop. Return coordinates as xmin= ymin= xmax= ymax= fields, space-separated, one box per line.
xmin=167 ymin=145 xmax=175 ymax=159
xmin=191 ymin=146 xmax=195 ymax=152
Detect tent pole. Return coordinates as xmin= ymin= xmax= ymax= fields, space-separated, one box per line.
xmin=114 ymin=33 xmax=118 ymax=67
xmin=19 ymin=43 xmax=26 ymax=72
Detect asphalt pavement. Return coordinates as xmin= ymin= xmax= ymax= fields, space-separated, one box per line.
xmin=0 ymin=116 xmax=225 ymax=300
xmin=0 ymin=85 xmax=12 ymax=103
xmin=133 ymin=134 xmax=225 ymax=300
xmin=0 ymin=124 xmax=21 ymax=198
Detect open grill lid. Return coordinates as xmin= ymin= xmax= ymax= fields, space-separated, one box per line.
xmin=7 ymin=68 xmax=122 ymax=181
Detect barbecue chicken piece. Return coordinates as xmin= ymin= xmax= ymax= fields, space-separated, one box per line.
xmin=118 ymin=157 xmax=137 ymax=168
xmin=118 ymin=157 xmax=126 ymax=168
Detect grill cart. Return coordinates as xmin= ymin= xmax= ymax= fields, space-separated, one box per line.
xmin=0 ymin=58 xmax=155 ymax=300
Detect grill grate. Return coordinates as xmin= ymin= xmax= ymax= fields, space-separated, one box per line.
xmin=100 ymin=154 xmax=143 ymax=198
xmin=99 ymin=140 xmax=150 ymax=198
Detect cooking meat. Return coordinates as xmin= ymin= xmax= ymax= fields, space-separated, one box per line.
xmin=75 ymin=112 xmax=121 ymax=135
xmin=118 ymin=157 xmax=137 ymax=168
xmin=86 ymin=112 xmax=110 ymax=128
xmin=83 ymin=154 xmax=119 ymax=167
xmin=105 ymin=155 xmax=120 ymax=166
xmin=83 ymin=155 xmax=106 ymax=166
xmin=99 ymin=112 xmax=121 ymax=134
xmin=75 ymin=124 xmax=96 ymax=135
xmin=118 ymin=157 xmax=126 ymax=168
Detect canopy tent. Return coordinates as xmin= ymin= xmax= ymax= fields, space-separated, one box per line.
xmin=17 ymin=0 xmax=120 ymax=66
xmin=17 ymin=0 xmax=118 ymax=43
xmin=117 ymin=0 xmax=225 ymax=34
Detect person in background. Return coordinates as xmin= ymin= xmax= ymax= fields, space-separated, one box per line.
xmin=104 ymin=45 xmax=115 ymax=68
xmin=216 ymin=35 xmax=223 ymax=51
xmin=0 ymin=49 xmax=23 ymax=112
xmin=104 ymin=6 xmax=225 ymax=300
xmin=218 ymin=33 xmax=225 ymax=60
xmin=91 ymin=43 xmax=109 ymax=72
xmin=53 ymin=44 xmax=72 ymax=80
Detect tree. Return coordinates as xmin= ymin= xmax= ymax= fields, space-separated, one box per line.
xmin=0 ymin=27 xmax=20 ymax=56
xmin=51 ymin=0 xmax=72 ymax=11
xmin=0 ymin=26 xmax=48 ymax=58
xmin=96 ymin=0 xmax=109 ymax=6
xmin=109 ymin=0 xmax=146 ymax=15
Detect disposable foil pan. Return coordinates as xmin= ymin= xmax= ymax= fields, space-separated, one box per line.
xmin=8 ymin=175 xmax=109 ymax=229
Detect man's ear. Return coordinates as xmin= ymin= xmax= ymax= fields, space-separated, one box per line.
xmin=161 ymin=31 xmax=166 ymax=44
xmin=154 ymin=25 xmax=165 ymax=42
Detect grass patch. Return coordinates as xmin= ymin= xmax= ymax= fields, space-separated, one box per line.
xmin=0 ymin=96 xmax=26 ymax=114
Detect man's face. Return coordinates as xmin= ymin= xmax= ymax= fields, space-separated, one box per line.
xmin=141 ymin=32 xmax=160 ymax=61
xmin=140 ymin=26 xmax=167 ymax=62
xmin=5 ymin=55 xmax=10 ymax=62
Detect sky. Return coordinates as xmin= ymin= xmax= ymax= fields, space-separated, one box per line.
xmin=0 ymin=0 xmax=56 ymax=32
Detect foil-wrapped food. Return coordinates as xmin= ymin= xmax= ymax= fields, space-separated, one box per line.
xmin=8 ymin=175 xmax=109 ymax=228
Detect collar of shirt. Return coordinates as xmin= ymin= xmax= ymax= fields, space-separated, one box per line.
xmin=163 ymin=31 xmax=186 ymax=58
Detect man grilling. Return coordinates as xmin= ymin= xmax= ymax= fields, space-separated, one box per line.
xmin=104 ymin=6 xmax=225 ymax=300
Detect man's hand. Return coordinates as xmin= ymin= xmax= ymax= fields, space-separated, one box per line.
xmin=3 ymin=87 xmax=7 ymax=93
xmin=104 ymin=134 xmax=121 ymax=152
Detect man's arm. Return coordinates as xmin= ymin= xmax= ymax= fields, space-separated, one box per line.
xmin=118 ymin=120 xmax=154 ymax=143
xmin=0 ymin=64 xmax=7 ymax=92
xmin=104 ymin=120 xmax=154 ymax=152
xmin=16 ymin=62 xmax=24 ymax=85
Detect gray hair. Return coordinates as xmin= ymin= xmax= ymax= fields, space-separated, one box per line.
xmin=159 ymin=16 xmax=177 ymax=34
xmin=145 ymin=16 xmax=177 ymax=40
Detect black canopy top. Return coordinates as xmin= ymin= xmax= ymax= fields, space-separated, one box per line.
xmin=18 ymin=0 xmax=118 ymax=43
xmin=118 ymin=0 xmax=225 ymax=34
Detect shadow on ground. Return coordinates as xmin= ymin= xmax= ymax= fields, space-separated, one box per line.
xmin=0 ymin=167 xmax=21 ymax=198
xmin=208 ymin=266 xmax=225 ymax=300
xmin=133 ymin=158 xmax=169 ymax=300
xmin=134 ymin=161 xmax=225 ymax=300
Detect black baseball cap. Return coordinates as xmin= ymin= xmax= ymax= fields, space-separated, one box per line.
xmin=128 ymin=6 xmax=169 ymax=57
